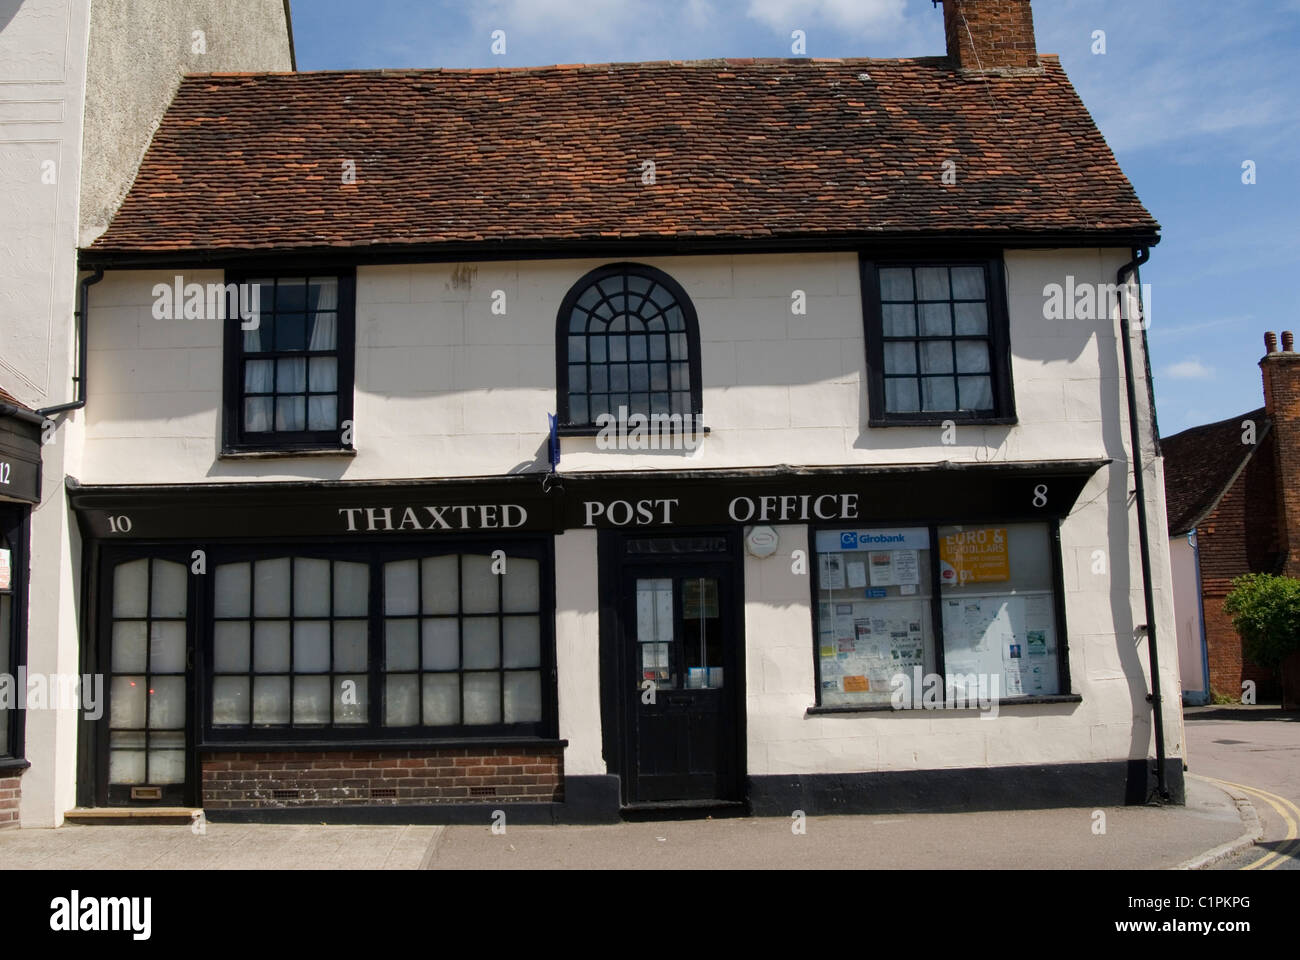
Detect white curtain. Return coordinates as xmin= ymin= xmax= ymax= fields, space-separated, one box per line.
xmin=307 ymin=278 xmax=338 ymax=431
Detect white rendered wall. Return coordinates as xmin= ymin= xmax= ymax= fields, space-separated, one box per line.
xmin=75 ymin=246 xmax=1185 ymax=780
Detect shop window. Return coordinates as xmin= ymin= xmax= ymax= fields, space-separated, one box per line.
xmin=382 ymin=554 xmax=543 ymax=727
xmin=222 ymin=272 xmax=356 ymax=452
xmin=812 ymin=522 xmax=1065 ymax=707
xmin=861 ymin=259 xmax=1015 ymax=425
xmin=189 ymin=543 xmax=552 ymax=741
xmin=212 ymin=557 xmax=370 ymax=728
xmin=556 ymin=263 xmax=703 ymax=431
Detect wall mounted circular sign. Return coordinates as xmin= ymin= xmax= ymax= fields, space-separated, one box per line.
xmin=745 ymin=525 xmax=779 ymax=558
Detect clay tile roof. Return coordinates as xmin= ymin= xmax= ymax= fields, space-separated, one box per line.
xmin=0 ymin=384 xmax=32 ymax=411
xmin=1161 ymin=407 xmax=1268 ymax=535
xmin=89 ymin=56 xmax=1158 ymax=255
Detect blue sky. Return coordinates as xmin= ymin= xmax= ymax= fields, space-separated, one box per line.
xmin=289 ymin=0 xmax=1300 ymax=437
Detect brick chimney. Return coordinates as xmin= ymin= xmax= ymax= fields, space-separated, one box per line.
xmin=939 ymin=0 xmax=1041 ymax=74
xmin=1261 ymin=330 xmax=1300 ymax=576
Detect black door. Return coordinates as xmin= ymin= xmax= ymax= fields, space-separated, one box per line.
xmin=618 ymin=556 xmax=742 ymax=804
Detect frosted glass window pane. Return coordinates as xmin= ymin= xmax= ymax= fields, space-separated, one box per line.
xmin=151 ymin=560 xmax=188 ymax=618
xmin=149 ymin=621 xmax=186 ymax=674
xmin=461 ymin=555 xmax=498 ymax=614
xmin=385 ymin=559 xmax=418 ymax=616
xmin=463 ymin=618 xmax=500 ymax=670
xmin=294 ymin=558 xmax=331 ymax=617
xmin=294 ymin=620 xmax=331 ymax=673
xmin=955 ymin=340 xmax=990 ymax=374
xmin=307 ymin=396 xmax=337 ymax=431
xmin=504 ymin=672 xmax=542 ymax=723
xmin=385 ymin=619 xmax=419 ymax=671
xmin=334 ymin=620 xmax=368 ymax=672
xmin=254 ymin=558 xmax=291 ymax=617
xmin=253 ymin=676 xmax=290 ymax=724
xmin=113 ymin=560 xmax=148 ymax=618
xmin=253 ymin=621 xmax=291 ymax=672
xmin=310 ymin=356 xmax=338 ymax=391
xmin=334 ymin=675 xmax=367 ymax=724
xmin=884 ymin=342 xmax=916 ymax=375
xmin=276 ymin=396 xmax=306 ymax=431
xmin=333 ymin=561 xmax=369 ymax=617
xmin=110 ymin=676 xmax=146 ymax=728
xmin=294 ymin=676 xmax=331 ymax=724
xmin=109 ymin=749 xmax=145 ymax=785
xmin=422 ymin=674 xmax=459 ymax=726
xmin=959 ymin=376 xmax=993 ymax=410
xmin=149 ymin=750 xmax=186 ymax=784
xmin=277 ymin=357 xmax=306 ymax=393
xmin=111 ymin=621 xmax=148 ymax=673
xmin=214 ymin=563 xmax=251 ymax=617
xmin=148 ymin=676 xmax=185 ymax=729
xmin=421 ymin=555 xmax=458 ymax=614
xmin=463 ymin=673 xmax=500 ymax=725
xmin=951 ymin=266 xmax=986 ymax=300
xmin=921 ymin=341 xmax=953 ymax=374
xmin=916 ymin=267 xmax=950 ymax=300
xmin=502 ymin=558 xmax=540 ymax=612
xmin=385 ymin=675 xmax=419 ymax=726
xmin=422 ymin=618 xmax=460 ymax=670
xmin=213 ymin=621 xmax=250 ymax=672
xmin=919 ymin=302 xmax=952 ymax=337
xmin=955 ymin=302 xmax=988 ymax=335
xmin=922 ymin=377 xmax=956 ymax=411
xmin=503 ymin=617 xmax=541 ymax=669
xmin=885 ymin=378 xmax=920 ymax=413
xmin=212 ymin=677 xmax=249 ymax=724
xmin=878 ymin=268 xmax=914 ymax=301
xmin=882 ymin=304 xmax=915 ymax=337
xmin=244 ymin=397 xmax=273 ymax=432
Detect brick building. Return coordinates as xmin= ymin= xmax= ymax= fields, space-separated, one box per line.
xmin=1162 ymin=331 xmax=1300 ymax=703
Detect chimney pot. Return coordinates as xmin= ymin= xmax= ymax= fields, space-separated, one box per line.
xmin=1284 ymin=331 xmax=1295 ymax=353
xmin=1266 ymin=331 xmax=1278 ymax=353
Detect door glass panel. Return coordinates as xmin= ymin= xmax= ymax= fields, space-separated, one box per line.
xmin=683 ymin=577 xmax=723 ymax=688
xmin=107 ymin=557 xmax=189 ymax=792
xmin=635 ymin=578 xmax=675 ymax=689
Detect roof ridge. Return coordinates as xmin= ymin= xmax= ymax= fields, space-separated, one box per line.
xmin=184 ymin=55 xmax=961 ymax=80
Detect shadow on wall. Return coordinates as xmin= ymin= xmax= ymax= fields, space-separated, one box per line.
xmin=0 ymin=2 xmax=23 ymax=34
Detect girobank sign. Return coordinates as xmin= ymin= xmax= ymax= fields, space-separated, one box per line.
xmin=818 ymin=528 xmax=930 ymax=552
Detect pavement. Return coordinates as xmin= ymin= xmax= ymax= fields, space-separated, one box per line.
xmin=0 ymin=775 xmax=1251 ymax=869
xmin=1183 ymin=704 xmax=1300 ymax=871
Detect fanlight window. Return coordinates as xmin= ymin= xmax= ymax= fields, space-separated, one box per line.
xmin=559 ymin=264 xmax=701 ymax=428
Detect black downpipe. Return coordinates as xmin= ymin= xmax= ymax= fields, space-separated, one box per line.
xmin=1116 ymin=246 xmax=1170 ymax=802
xmin=36 ymin=267 xmax=104 ymax=419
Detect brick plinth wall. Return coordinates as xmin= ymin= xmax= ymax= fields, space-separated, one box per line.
xmin=0 ymin=775 xmax=21 ymax=828
xmin=201 ymin=746 xmax=563 ymax=810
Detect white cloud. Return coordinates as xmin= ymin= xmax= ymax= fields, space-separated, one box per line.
xmin=745 ymin=0 xmax=907 ymax=33
xmin=1163 ymin=358 xmax=1215 ymax=380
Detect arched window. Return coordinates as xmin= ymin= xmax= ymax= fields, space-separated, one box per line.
xmin=557 ymin=263 xmax=702 ymax=428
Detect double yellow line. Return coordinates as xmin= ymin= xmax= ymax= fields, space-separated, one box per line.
xmin=1205 ymin=777 xmax=1300 ymax=870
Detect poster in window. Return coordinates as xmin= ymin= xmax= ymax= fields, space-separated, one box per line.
xmin=939 ymin=528 xmax=1009 ymax=586
xmin=820 ymin=554 xmax=846 ymax=590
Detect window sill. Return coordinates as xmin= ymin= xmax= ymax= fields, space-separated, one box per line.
xmin=867 ymin=416 xmax=1018 ymax=428
xmin=806 ymin=693 xmax=1081 ymax=716
xmin=219 ymin=447 xmax=357 ymax=460
xmin=198 ymin=736 xmax=567 ymax=752
xmin=557 ymin=425 xmax=711 ymax=439
xmin=0 ymin=757 xmax=32 ymax=773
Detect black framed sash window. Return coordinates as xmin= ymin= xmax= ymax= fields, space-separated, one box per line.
xmin=0 ymin=521 xmax=21 ymax=760
xmin=222 ymin=272 xmax=355 ymax=452
xmin=556 ymin=263 xmax=703 ymax=431
xmin=861 ymin=258 xmax=1015 ymax=425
